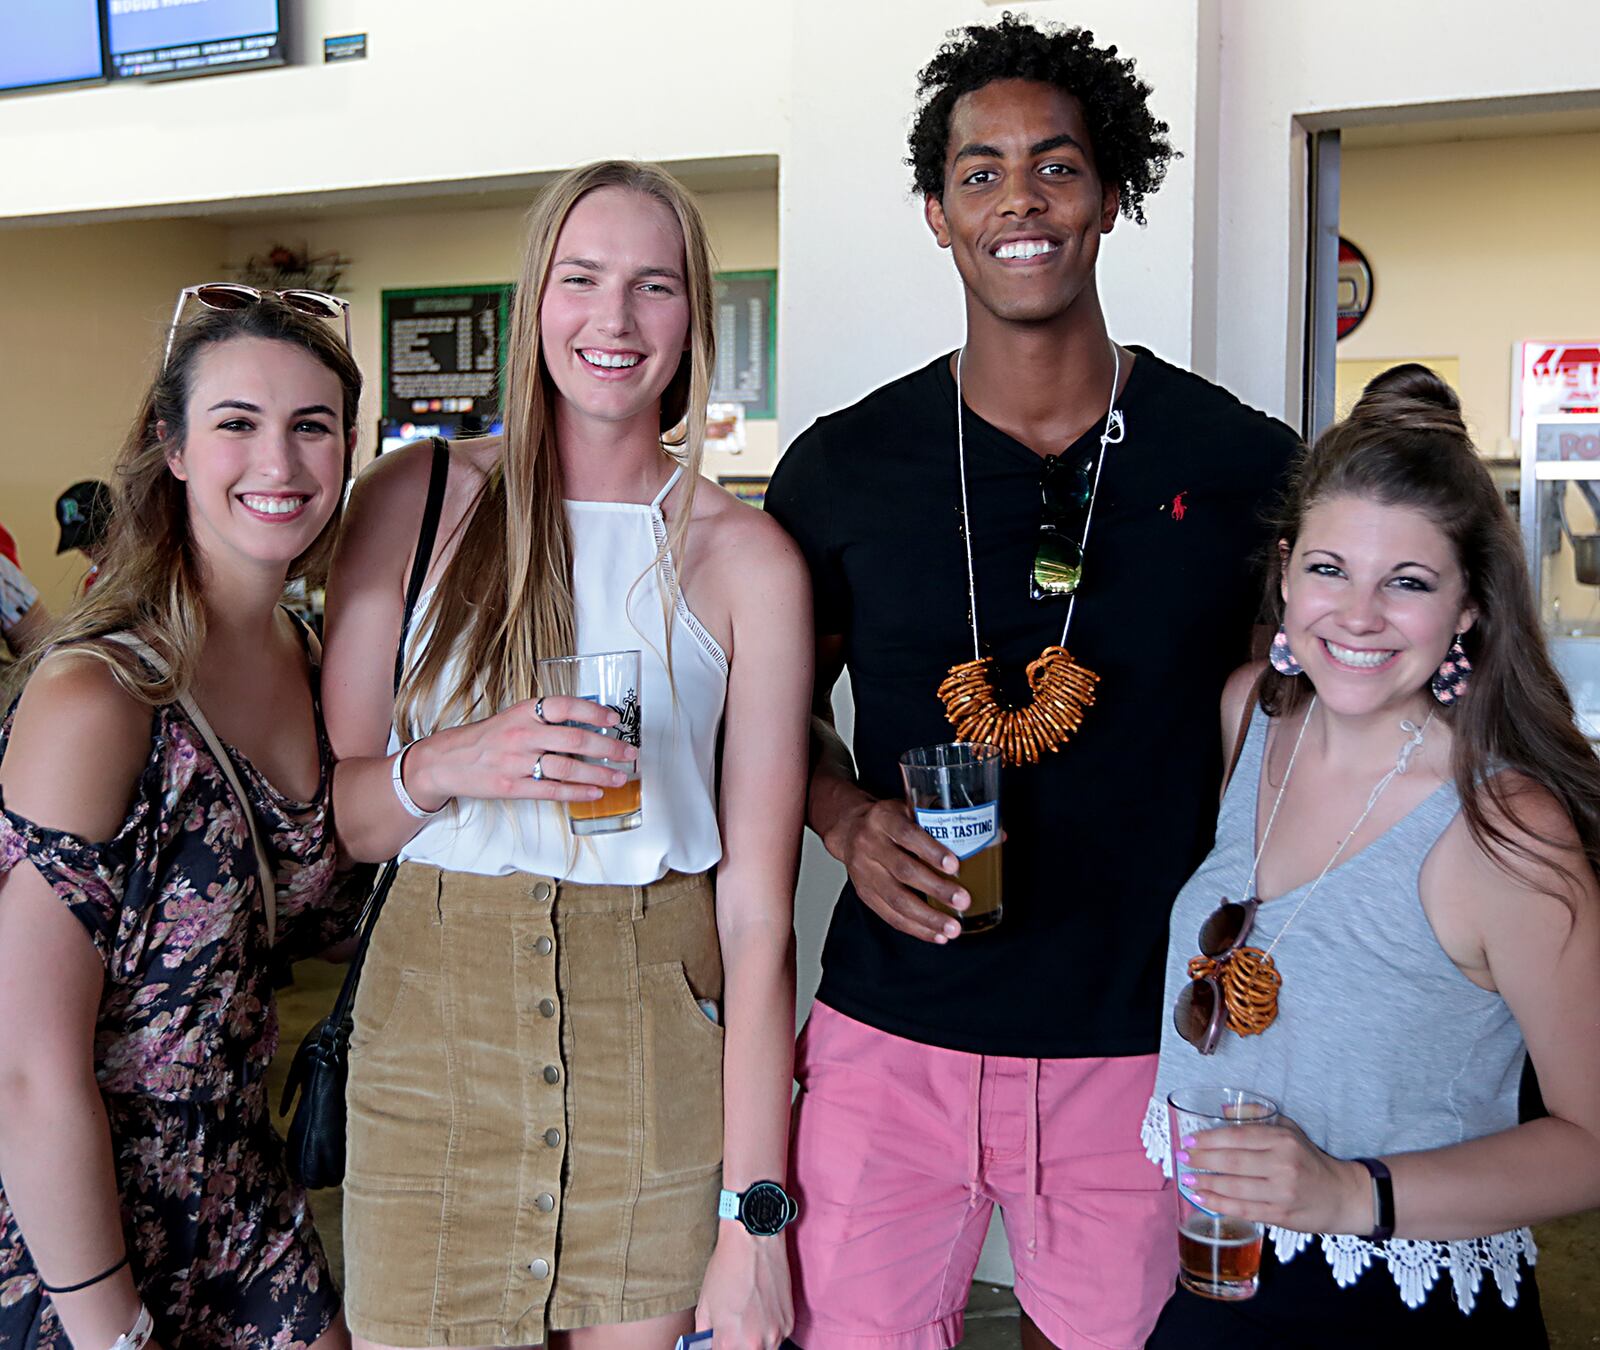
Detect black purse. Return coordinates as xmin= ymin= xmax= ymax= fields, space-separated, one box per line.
xmin=279 ymin=439 xmax=449 ymax=1188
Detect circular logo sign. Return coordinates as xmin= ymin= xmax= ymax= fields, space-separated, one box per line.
xmin=1337 ymin=237 xmax=1373 ymax=339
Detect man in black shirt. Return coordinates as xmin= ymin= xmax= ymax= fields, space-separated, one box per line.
xmin=765 ymin=15 xmax=1298 ymax=1350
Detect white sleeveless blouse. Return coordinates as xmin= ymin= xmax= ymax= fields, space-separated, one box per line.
xmin=393 ymin=468 xmax=728 ymax=885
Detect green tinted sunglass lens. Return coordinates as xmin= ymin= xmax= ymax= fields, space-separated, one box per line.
xmin=1032 ymin=533 xmax=1083 ymax=598
xmin=1042 ymin=454 xmax=1094 ymax=514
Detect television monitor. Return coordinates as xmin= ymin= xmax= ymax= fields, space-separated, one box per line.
xmin=378 ymin=418 xmax=505 ymax=457
xmin=0 ymin=0 xmax=105 ymax=95
xmin=107 ymin=0 xmax=283 ymax=80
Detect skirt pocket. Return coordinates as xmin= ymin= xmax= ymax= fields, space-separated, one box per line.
xmin=639 ymin=959 xmax=724 ymax=1178
xmin=342 ymin=1175 xmax=449 ymax=1339
xmin=347 ymin=879 xmax=449 ymax=1190
xmin=350 ymin=866 xmax=442 ymax=1051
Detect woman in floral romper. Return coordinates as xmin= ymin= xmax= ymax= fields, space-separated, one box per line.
xmin=0 ymin=290 xmax=363 ymax=1350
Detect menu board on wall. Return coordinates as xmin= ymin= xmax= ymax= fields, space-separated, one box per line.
xmin=382 ymin=285 xmax=513 ymax=425
xmin=711 ymin=270 xmax=777 ymax=419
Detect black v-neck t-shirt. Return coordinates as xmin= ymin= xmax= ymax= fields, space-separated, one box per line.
xmin=766 ymin=349 xmax=1299 ymax=1057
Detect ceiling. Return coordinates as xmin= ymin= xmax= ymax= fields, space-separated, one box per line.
xmin=1337 ymin=104 xmax=1600 ymax=149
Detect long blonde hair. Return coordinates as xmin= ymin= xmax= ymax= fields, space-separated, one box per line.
xmin=398 ymin=160 xmax=717 ymax=737
xmin=31 ymin=298 xmax=361 ymax=703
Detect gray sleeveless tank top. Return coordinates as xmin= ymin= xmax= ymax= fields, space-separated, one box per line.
xmin=1142 ymin=704 xmax=1535 ymax=1311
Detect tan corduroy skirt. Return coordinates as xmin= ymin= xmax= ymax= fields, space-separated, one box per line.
xmin=343 ymin=863 xmax=724 ymax=1347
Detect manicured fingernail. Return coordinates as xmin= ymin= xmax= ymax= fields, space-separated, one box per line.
xmin=1182 ymin=1135 xmax=1197 ymax=1148
xmin=1176 ymin=1150 xmax=1190 ymax=1164
xmin=943 ymin=856 xmax=958 ymax=873
xmin=1181 ymin=1174 xmax=1198 ymax=1188
xmin=934 ymin=933 xmax=948 ymax=945
xmin=950 ymin=892 xmax=969 ymax=909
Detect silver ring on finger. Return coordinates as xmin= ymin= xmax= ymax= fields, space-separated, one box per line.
xmin=533 ymin=696 xmax=547 ymax=723
xmin=531 ymin=752 xmax=547 ymax=782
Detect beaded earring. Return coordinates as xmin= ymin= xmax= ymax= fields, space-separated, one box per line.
xmin=1430 ymin=633 xmax=1472 ymax=704
xmin=1269 ymin=627 xmax=1304 ymax=677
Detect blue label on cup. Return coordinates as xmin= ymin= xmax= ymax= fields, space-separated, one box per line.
xmin=914 ymin=803 xmax=999 ymax=860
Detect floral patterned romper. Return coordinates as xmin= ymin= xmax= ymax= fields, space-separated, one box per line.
xmin=0 ymin=642 xmax=357 ymax=1348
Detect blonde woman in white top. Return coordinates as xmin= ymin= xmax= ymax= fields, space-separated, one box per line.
xmin=321 ymin=162 xmax=810 ymax=1350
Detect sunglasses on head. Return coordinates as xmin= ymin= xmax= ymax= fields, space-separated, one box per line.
xmin=164 ymin=282 xmax=351 ymax=371
xmin=1172 ymin=897 xmax=1260 ymax=1055
xmin=1031 ymin=450 xmax=1097 ymax=600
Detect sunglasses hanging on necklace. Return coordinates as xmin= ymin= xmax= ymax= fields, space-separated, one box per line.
xmin=1174 ymin=698 xmax=1435 ymax=1053
xmin=936 ymin=343 xmax=1124 ymax=765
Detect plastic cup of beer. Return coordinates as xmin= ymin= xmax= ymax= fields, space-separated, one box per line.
xmin=897 ymin=742 xmax=1002 ymax=934
xmin=537 ymin=650 xmax=642 ymax=835
xmin=1166 ymin=1086 xmax=1279 ymax=1300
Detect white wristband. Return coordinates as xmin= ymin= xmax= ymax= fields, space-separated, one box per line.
xmin=108 ymin=1304 xmax=154 ymax=1350
xmin=392 ymin=740 xmax=443 ymax=819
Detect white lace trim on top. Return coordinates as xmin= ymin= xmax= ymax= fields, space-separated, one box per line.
xmin=1140 ymin=1095 xmax=1537 ymax=1313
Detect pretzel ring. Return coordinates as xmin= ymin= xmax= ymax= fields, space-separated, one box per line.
xmin=1188 ymin=946 xmax=1282 ymax=1037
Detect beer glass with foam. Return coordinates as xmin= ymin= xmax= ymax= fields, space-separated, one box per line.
xmin=1166 ymin=1086 xmax=1279 ymax=1300
xmin=537 ymin=650 xmax=642 ymax=835
xmin=898 ymin=742 xmax=1003 ymax=933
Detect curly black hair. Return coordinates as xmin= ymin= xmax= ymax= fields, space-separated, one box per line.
xmin=907 ymin=11 xmax=1176 ymax=226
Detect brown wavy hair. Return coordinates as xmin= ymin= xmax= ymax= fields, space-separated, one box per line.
xmin=396 ymin=160 xmax=716 ymax=739
xmin=1261 ymin=363 xmax=1600 ymax=894
xmin=34 ymin=297 xmax=361 ymax=704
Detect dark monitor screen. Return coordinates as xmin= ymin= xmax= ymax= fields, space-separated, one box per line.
xmin=107 ymin=0 xmax=282 ymax=80
xmin=0 ymin=0 xmax=105 ymax=94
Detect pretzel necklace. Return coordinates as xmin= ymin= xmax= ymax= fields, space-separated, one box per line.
xmin=1199 ymin=697 xmax=1433 ymax=1042
xmin=938 ymin=347 xmax=1122 ymax=766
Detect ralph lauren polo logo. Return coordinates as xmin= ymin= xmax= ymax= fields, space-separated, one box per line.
xmin=1170 ymin=492 xmax=1189 ymax=521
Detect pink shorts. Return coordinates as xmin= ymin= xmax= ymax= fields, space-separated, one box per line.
xmin=787 ymin=1003 xmax=1174 ymax=1350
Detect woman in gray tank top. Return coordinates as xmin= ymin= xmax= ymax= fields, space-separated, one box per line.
xmin=1143 ymin=365 xmax=1600 ymax=1347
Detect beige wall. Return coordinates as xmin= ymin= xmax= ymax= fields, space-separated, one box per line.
xmin=1213 ymin=0 xmax=1600 ymax=418
xmin=0 ymin=218 xmax=228 ymax=612
xmin=1338 ymin=131 xmax=1600 ymax=457
xmin=222 ymin=186 xmax=780 ymax=478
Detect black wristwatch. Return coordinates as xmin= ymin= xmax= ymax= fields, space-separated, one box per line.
xmin=1354 ymin=1157 xmax=1395 ymax=1241
xmin=718 ymin=1180 xmax=798 ymax=1236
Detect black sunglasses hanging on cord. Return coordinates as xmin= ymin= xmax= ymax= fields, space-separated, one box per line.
xmin=1031 ymin=449 xmax=1098 ymax=600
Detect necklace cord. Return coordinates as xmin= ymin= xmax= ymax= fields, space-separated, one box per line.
xmin=1247 ymin=702 xmax=1436 ymax=960
xmin=1060 ymin=354 xmax=1124 ymax=646
xmin=953 ymin=351 xmax=982 ymax=663
xmin=1243 ymin=694 xmax=1316 ymax=898
xmin=953 ymin=343 xmax=1122 ymax=657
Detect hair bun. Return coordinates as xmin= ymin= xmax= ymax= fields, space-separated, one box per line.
xmin=1350 ymin=362 xmax=1466 ymax=435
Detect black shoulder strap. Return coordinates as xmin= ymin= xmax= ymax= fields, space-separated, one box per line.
xmin=313 ymin=440 xmax=452 ymax=1054
xmin=392 ymin=437 xmax=450 ymax=697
